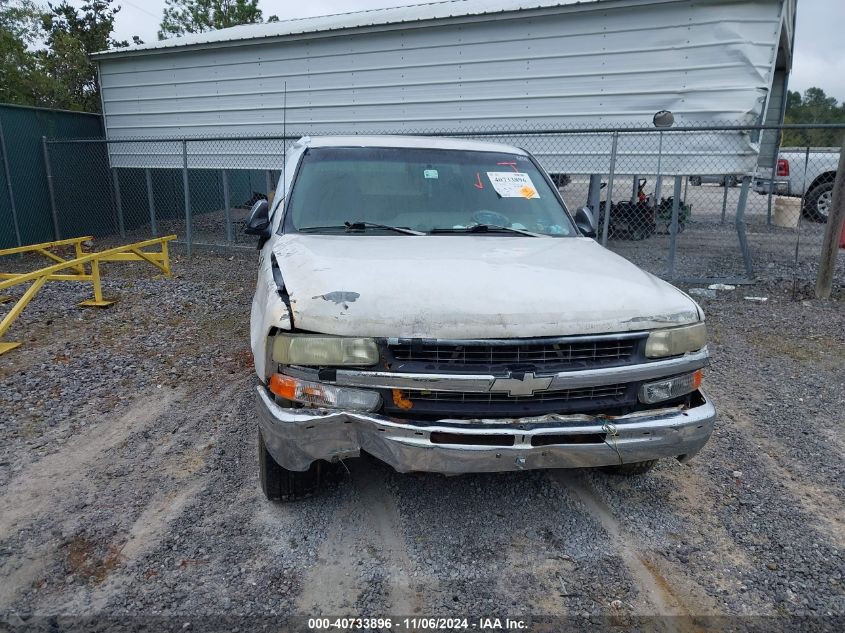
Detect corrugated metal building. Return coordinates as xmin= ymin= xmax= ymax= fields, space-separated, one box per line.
xmin=92 ymin=0 xmax=796 ymax=175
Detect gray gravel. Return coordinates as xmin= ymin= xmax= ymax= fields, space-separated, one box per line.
xmin=0 ymin=245 xmax=843 ymax=632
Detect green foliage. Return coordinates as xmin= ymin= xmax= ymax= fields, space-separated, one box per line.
xmin=0 ymin=0 xmax=141 ymax=112
xmin=39 ymin=1 xmax=141 ymax=111
xmin=0 ymin=0 xmax=50 ymax=105
xmin=158 ymin=0 xmax=274 ymax=39
xmin=783 ymin=87 xmax=845 ymax=147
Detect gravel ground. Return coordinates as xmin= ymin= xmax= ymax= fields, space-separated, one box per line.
xmin=0 ymin=244 xmax=843 ymax=633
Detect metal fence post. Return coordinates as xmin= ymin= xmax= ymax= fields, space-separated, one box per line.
xmin=41 ymin=136 xmax=60 ymax=241
xmin=587 ymin=174 xmax=601 ymax=213
xmin=222 ymin=169 xmax=233 ymax=243
xmin=145 ymin=168 xmax=158 ymax=237
xmin=653 ymin=130 xmax=664 ymax=203
xmin=815 ymin=134 xmax=845 ymax=298
xmin=666 ymin=176 xmax=682 ymax=278
xmin=765 ymin=130 xmax=783 ymax=226
xmin=112 ymin=168 xmax=125 ymax=238
xmin=182 ymin=139 xmax=192 ymax=257
xmin=0 ymin=118 xmax=22 ymax=247
xmin=735 ymin=176 xmax=754 ymax=279
xmin=720 ymin=181 xmax=730 ymax=224
xmin=600 ymin=131 xmax=619 ymax=246
xmin=766 ymin=175 xmax=774 ymax=225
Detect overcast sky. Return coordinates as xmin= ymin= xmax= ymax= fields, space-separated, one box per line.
xmin=80 ymin=0 xmax=845 ymax=103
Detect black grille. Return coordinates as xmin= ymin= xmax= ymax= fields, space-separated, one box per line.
xmin=387 ymin=337 xmax=638 ymax=371
xmin=400 ymin=384 xmax=628 ymax=406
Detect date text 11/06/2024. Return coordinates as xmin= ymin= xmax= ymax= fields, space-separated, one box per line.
xmin=307 ymin=617 xmax=529 ymax=630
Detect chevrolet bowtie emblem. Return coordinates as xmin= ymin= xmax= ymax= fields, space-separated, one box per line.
xmin=490 ymin=372 xmax=553 ymax=397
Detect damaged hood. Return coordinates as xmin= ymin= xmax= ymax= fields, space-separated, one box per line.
xmin=273 ymin=235 xmax=700 ymax=338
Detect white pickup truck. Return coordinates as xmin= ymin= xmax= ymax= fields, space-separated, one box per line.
xmin=754 ymin=147 xmax=839 ymax=221
xmin=246 ymin=136 xmax=715 ymax=501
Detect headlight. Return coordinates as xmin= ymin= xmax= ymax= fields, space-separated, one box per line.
xmin=645 ymin=323 xmax=706 ymax=358
xmin=639 ymin=370 xmax=702 ymax=404
xmin=272 ymin=334 xmax=378 ymax=366
xmin=268 ymin=374 xmax=381 ymax=411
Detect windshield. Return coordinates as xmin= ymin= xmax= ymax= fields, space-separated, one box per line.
xmin=284 ymin=146 xmax=576 ymax=236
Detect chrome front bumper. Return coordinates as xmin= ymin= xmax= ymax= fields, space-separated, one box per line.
xmin=256 ymin=387 xmax=716 ymax=474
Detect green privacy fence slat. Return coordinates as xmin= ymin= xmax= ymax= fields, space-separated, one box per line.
xmin=0 ymin=104 xmax=104 ymax=249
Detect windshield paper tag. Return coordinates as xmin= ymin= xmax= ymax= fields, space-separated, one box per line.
xmin=424 ymin=169 xmax=439 ymax=179
xmin=487 ymin=172 xmax=539 ymax=199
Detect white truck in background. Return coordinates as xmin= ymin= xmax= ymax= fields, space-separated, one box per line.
xmin=754 ymin=148 xmax=840 ymax=222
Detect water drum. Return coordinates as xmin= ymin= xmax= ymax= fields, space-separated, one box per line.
xmin=773 ymin=196 xmax=801 ymax=228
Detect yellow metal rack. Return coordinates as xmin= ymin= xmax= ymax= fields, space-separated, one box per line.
xmin=0 ymin=235 xmax=176 ymax=355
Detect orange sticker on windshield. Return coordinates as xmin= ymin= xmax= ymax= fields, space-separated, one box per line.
xmin=520 ymin=185 xmax=537 ymax=199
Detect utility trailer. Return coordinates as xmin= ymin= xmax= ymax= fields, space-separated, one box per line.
xmin=93 ymin=0 xmax=795 ymax=177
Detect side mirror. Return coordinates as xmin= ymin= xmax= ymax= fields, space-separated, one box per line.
xmin=244 ymin=199 xmax=270 ymax=236
xmin=574 ymin=206 xmax=597 ymax=238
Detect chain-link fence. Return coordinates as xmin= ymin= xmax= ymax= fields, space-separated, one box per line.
xmin=41 ymin=122 xmax=844 ymax=284
xmin=0 ymin=104 xmax=103 ymax=249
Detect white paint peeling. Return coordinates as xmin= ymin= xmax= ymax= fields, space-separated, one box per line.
xmin=270 ymin=234 xmax=700 ymax=340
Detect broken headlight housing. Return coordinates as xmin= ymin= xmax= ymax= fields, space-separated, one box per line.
xmin=272 ymin=334 xmax=378 ymax=366
xmin=645 ymin=323 xmax=706 ymax=358
xmin=269 ymin=374 xmax=381 ymax=411
xmin=639 ymin=370 xmax=703 ymax=404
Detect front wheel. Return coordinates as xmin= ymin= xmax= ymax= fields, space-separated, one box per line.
xmin=600 ymin=459 xmax=658 ymax=476
xmin=259 ymin=430 xmax=329 ymax=501
xmin=803 ymin=181 xmax=833 ymax=222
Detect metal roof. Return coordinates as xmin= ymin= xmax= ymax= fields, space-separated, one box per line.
xmin=92 ymin=0 xmax=646 ymax=58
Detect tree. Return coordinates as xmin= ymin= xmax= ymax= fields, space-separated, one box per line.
xmin=783 ymin=87 xmax=845 ymax=147
xmin=0 ymin=0 xmax=50 ymax=105
xmin=158 ymin=0 xmax=274 ymax=39
xmin=38 ymin=0 xmax=141 ymax=111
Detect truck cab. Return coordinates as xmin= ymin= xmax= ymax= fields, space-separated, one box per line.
xmin=248 ymin=136 xmax=715 ymax=501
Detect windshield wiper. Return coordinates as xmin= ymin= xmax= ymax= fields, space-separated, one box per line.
xmin=298 ymin=222 xmax=423 ymax=235
xmin=430 ymin=223 xmax=543 ymax=237
xmin=344 ymin=221 xmax=424 ymax=235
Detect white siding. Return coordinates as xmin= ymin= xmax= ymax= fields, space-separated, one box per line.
xmin=97 ymin=0 xmax=787 ymax=174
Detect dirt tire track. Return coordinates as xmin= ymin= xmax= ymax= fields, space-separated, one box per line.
xmin=549 ymin=471 xmax=703 ymax=632
xmin=0 ymin=390 xmax=184 ymax=609
xmin=352 ymin=461 xmax=423 ymax=616
xmin=58 ymin=476 xmax=210 ymax=614
xmin=715 ymin=394 xmax=845 ymax=544
xmin=296 ymin=497 xmax=363 ymax=613
xmin=0 ymin=377 xmax=251 ymax=612
xmin=0 ymin=389 xmax=183 ymax=537
xmin=296 ymin=459 xmax=423 ymax=615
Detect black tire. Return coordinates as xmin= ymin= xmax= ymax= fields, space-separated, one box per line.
xmin=689 ymin=176 xmax=702 ymax=186
xmin=600 ymin=459 xmax=658 ymax=476
xmin=803 ymin=181 xmax=833 ymax=222
xmin=258 ymin=430 xmax=325 ymax=501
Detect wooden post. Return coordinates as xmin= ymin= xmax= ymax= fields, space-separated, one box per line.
xmin=815 ymin=134 xmax=845 ymax=299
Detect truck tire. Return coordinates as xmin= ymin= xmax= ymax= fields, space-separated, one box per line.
xmin=803 ymin=181 xmax=833 ymax=222
xmin=258 ymin=430 xmax=324 ymax=501
xmin=689 ymin=176 xmax=701 ymax=186
xmin=600 ymin=459 xmax=658 ymax=476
